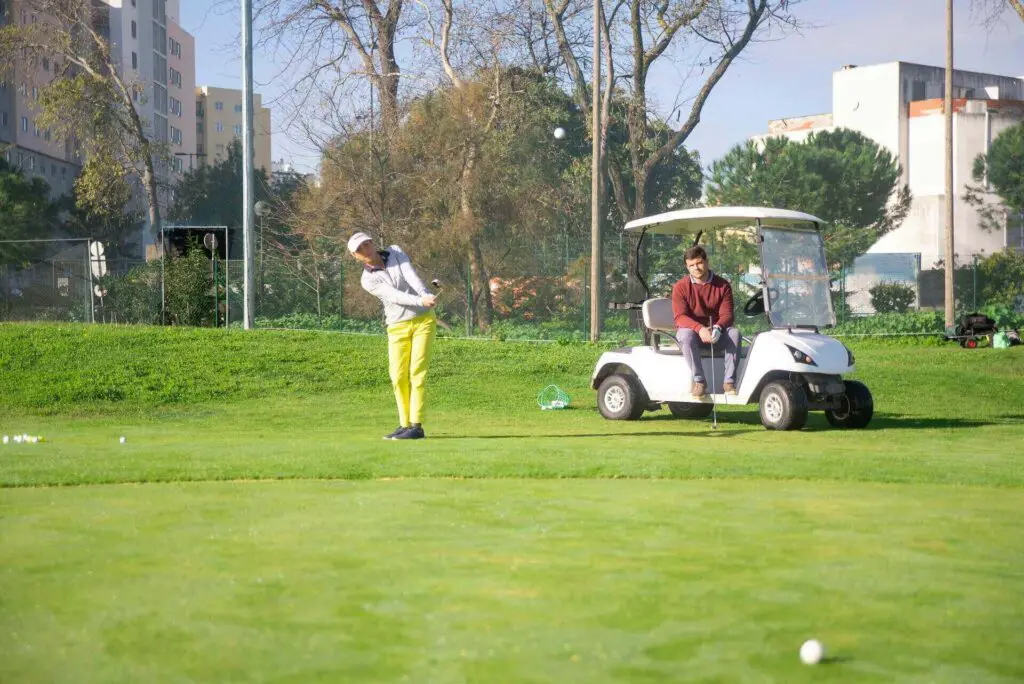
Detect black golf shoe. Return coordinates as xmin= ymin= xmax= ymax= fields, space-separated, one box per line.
xmin=383 ymin=426 xmax=408 ymax=440
xmin=393 ymin=425 xmax=425 ymax=440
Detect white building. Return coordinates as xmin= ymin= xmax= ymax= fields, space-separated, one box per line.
xmin=753 ymin=62 xmax=1024 ymax=266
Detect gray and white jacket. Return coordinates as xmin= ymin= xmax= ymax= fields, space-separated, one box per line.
xmin=360 ymin=245 xmax=434 ymax=326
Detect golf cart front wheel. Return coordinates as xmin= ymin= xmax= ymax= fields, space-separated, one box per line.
xmin=825 ymin=380 xmax=874 ymax=429
xmin=758 ymin=381 xmax=808 ymax=431
xmin=597 ymin=374 xmax=647 ymax=420
xmin=668 ymin=402 xmax=714 ymax=419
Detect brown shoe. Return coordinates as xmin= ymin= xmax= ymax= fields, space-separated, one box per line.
xmin=723 ymin=381 xmax=737 ymax=395
xmin=691 ymin=381 xmax=707 ymax=398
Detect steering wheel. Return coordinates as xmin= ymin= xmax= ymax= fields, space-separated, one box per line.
xmin=743 ymin=290 xmax=765 ymax=316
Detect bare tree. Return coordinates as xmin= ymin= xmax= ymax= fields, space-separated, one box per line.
xmin=971 ymin=0 xmax=1024 ymax=26
xmin=414 ymin=0 xmax=517 ymax=329
xmin=1 ymin=0 xmax=168 ymax=241
xmin=545 ymin=0 xmax=800 ymax=222
xmin=248 ymin=0 xmax=409 ymax=134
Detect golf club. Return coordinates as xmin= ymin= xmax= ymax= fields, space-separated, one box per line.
xmin=708 ymin=315 xmax=719 ymax=431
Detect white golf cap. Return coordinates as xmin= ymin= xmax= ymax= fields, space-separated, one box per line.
xmin=347 ymin=231 xmax=373 ymax=254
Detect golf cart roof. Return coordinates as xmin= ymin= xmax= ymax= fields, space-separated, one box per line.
xmin=623 ymin=207 xmax=826 ymax=235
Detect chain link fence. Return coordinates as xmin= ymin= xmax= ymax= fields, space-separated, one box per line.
xmin=5 ymin=232 xmax=1023 ymax=342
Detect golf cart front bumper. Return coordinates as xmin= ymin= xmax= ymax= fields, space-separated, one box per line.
xmin=802 ymin=373 xmax=845 ymax=409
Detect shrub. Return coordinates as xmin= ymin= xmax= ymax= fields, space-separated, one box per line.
xmin=869 ymin=281 xmax=916 ymax=313
xmin=979 ymin=249 xmax=1024 ymax=310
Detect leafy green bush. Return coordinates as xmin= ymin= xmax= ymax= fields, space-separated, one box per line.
xmin=100 ymin=247 xmax=217 ymax=326
xmin=869 ymin=281 xmax=916 ymax=313
xmin=979 ymin=249 xmax=1024 ymax=309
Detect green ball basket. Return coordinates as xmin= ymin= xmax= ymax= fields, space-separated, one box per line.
xmin=537 ymin=385 xmax=571 ymax=410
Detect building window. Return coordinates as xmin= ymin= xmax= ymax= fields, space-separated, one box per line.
xmin=31 ymin=86 xmax=38 ymax=100
xmin=131 ymin=20 xmax=136 ymax=38
xmin=215 ymin=121 xmax=224 ymax=133
xmin=43 ymin=129 xmax=50 ymax=141
xmin=132 ymin=52 xmax=138 ymax=70
xmin=168 ymin=67 xmax=181 ymax=87
xmin=234 ymin=104 xmax=242 ymax=113
xmin=911 ymin=80 xmax=926 ymax=101
xmin=170 ymin=126 xmax=182 ymax=144
xmin=196 ymin=121 xmax=204 ymax=134
xmin=215 ymin=101 xmax=223 ymax=111
xmin=18 ymin=82 xmax=25 ymax=95
xmin=51 ymin=164 xmax=56 ymax=176
xmin=33 ymin=122 xmax=40 ymax=136
xmin=233 ymin=124 xmax=242 ymax=136
xmin=1 ymin=112 xmax=7 ymax=127
xmin=21 ymin=116 xmax=28 ymax=131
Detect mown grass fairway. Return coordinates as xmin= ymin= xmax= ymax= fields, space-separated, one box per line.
xmin=2 ymin=323 xmax=1023 ymax=682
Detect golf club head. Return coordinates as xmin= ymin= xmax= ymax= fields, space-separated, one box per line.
xmin=431 ymin=279 xmax=443 ymax=292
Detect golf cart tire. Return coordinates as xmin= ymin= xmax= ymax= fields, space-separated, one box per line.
xmin=597 ymin=374 xmax=647 ymax=421
xmin=758 ymin=380 xmax=808 ymax=431
xmin=668 ymin=402 xmax=714 ymax=419
xmin=825 ymin=380 xmax=874 ymax=429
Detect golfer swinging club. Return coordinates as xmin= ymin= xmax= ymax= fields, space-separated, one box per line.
xmin=348 ymin=232 xmax=437 ymax=440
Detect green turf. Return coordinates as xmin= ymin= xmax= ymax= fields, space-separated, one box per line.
xmin=1 ymin=323 xmax=1023 ymax=682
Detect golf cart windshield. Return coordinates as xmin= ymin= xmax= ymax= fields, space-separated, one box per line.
xmin=761 ymin=227 xmax=836 ymax=328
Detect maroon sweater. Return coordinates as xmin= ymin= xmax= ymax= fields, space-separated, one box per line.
xmin=671 ymin=274 xmax=734 ymax=332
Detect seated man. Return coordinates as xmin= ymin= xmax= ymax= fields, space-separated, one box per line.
xmin=671 ymin=245 xmax=741 ymax=397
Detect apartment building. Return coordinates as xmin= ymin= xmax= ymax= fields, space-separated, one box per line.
xmin=196 ymin=85 xmax=272 ymax=173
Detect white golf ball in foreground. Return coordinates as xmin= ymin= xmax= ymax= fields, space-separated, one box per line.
xmin=800 ymin=639 xmax=824 ymax=665
xmin=553 ymin=126 xmax=566 ymax=140
xmin=119 ymin=436 xmax=127 ymax=444
xmin=2 ymin=435 xmax=8 ymax=444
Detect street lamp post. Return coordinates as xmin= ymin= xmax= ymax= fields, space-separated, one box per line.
xmin=944 ymin=0 xmax=955 ymax=329
xmin=589 ymin=0 xmax=602 ymax=343
xmin=254 ymin=200 xmax=268 ymax=313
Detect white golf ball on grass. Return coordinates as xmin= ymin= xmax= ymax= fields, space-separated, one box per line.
xmin=119 ymin=436 xmax=127 ymax=444
xmin=553 ymin=126 xmax=566 ymax=140
xmin=800 ymin=639 xmax=824 ymax=665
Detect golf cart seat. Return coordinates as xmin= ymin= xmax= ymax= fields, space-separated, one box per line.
xmin=642 ymin=297 xmax=748 ymax=358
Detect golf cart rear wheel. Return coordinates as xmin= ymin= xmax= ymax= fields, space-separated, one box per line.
xmin=758 ymin=380 xmax=808 ymax=431
xmin=597 ymin=374 xmax=647 ymax=420
xmin=668 ymin=402 xmax=714 ymax=419
xmin=825 ymin=380 xmax=874 ymax=429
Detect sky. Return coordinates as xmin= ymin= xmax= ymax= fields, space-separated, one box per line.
xmin=180 ymin=0 xmax=1024 ymax=175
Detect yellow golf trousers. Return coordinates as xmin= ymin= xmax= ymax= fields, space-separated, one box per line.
xmin=387 ymin=311 xmax=436 ymax=426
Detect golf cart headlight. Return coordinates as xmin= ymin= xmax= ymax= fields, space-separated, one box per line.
xmin=786 ymin=345 xmax=816 ymax=366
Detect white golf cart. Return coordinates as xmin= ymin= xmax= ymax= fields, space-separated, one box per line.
xmin=592 ymin=207 xmax=873 ymax=430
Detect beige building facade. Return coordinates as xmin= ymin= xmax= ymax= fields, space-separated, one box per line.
xmin=195 ymin=86 xmax=271 ymax=172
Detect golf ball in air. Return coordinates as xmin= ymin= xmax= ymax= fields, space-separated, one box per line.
xmin=2 ymin=435 xmax=8 ymax=444
xmin=553 ymin=126 xmax=566 ymax=140
xmin=800 ymin=639 xmax=824 ymax=665
xmin=119 ymin=436 xmax=127 ymax=444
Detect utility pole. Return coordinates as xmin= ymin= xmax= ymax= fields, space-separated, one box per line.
xmin=589 ymin=0 xmax=602 ymax=343
xmin=241 ymin=0 xmax=256 ymax=329
xmin=944 ymin=0 xmax=955 ymax=329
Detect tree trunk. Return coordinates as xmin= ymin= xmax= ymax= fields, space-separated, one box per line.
xmin=470 ymin=236 xmax=492 ymax=329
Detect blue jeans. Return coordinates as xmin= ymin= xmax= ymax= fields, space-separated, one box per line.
xmin=675 ymin=327 xmax=741 ymax=384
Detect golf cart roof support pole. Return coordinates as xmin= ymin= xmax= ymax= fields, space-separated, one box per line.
xmin=635 ymin=227 xmax=649 ymax=300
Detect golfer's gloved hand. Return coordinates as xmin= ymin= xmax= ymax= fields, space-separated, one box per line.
xmin=710 ymin=326 xmax=722 ymax=344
